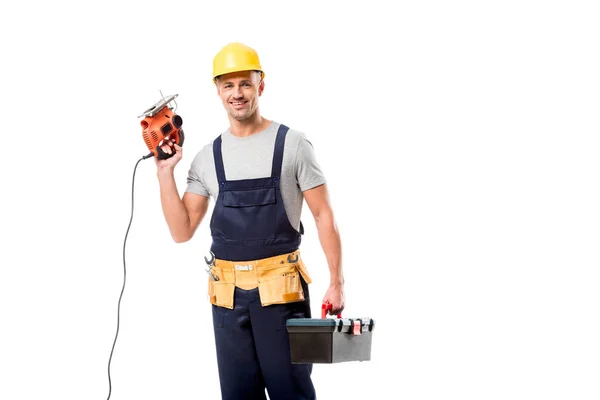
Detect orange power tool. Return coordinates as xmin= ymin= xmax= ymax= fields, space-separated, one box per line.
xmin=138 ymin=93 xmax=184 ymax=159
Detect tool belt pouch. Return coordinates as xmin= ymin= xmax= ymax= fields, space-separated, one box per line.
xmin=207 ymin=267 xmax=235 ymax=309
xmin=258 ymin=259 xmax=312 ymax=307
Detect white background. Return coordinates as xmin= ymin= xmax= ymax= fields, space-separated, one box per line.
xmin=1 ymin=1 xmax=599 ymax=399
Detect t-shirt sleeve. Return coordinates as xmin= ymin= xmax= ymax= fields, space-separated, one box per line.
xmin=185 ymin=153 xmax=210 ymax=197
xmin=296 ymin=136 xmax=327 ymax=192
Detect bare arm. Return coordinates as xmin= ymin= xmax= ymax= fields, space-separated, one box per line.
xmin=156 ymin=144 xmax=209 ymax=243
xmin=303 ymin=183 xmax=345 ymax=314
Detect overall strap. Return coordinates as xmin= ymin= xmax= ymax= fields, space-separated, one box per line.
xmin=212 ymin=135 xmax=226 ymax=184
xmin=271 ymin=124 xmax=290 ymax=178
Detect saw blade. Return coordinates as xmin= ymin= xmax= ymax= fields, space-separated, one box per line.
xmin=138 ymin=94 xmax=178 ymax=118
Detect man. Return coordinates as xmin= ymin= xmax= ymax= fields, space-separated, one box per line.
xmin=154 ymin=42 xmax=345 ymax=399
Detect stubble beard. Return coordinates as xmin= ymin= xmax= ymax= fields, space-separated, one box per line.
xmin=229 ymin=104 xmax=255 ymax=122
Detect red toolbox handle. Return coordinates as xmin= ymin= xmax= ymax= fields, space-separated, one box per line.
xmin=321 ymin=303 xmax=342 ymax=319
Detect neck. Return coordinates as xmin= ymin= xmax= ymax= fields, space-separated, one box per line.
xmin=229 ymin=112 xmax=271 ymax=137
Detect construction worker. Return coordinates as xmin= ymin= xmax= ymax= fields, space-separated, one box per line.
xmin=154 ymin=42 xmax=345 ymax=399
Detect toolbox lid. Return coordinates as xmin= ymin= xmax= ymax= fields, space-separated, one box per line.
xmin=286 ymin=318 xmax=339 ymax=327
xmin=286 ymin=317 xmax=375 ymax=334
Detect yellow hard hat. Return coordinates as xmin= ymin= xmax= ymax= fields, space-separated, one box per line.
xmin=212 ymin=42 xmax=265 ymax=82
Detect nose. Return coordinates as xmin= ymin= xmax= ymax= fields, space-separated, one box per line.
xmin=233 ymin=85 xmax=244 ymax=99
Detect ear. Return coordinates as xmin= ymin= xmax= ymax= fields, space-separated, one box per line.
xmin=258 ymin=80 xmax=265 ymax=96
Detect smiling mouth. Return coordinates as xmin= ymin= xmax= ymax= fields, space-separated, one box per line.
xmin=230 ymin=101 xmax=247 ymax=106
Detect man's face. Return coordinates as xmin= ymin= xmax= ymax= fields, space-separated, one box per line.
xmin=216 ymin=70 xmax=264 ymax=121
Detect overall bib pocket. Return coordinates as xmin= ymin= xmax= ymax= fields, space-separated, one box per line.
xmin=217 ymin=187 xmax=277 ymax=241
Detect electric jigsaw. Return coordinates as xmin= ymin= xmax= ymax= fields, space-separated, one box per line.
xmin=138 ymin=93 xmax=184 ymax=159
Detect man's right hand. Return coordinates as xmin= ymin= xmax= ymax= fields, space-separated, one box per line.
xmin=155 ymin=139 xmax=182 ymax=171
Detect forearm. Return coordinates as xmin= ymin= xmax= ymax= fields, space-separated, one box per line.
xmin=157 ymin=169 xmax=192 ymax=242
xmin=315 ymin=212 xmax=344 ymax=286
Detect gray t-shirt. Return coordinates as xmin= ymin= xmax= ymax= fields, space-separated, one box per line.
xmin=185 ymin=121 xmax=326 ymax=230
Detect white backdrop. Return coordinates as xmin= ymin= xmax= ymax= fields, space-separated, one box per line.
xmin=1 ymin=1 xmax=599 ymax=399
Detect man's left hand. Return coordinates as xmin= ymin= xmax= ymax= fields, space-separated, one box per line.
xmin=322 ymin=284 xmax=345 ymax=316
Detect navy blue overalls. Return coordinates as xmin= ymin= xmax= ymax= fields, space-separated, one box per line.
xmin=210 ymin=124 xmax=316 ymax=400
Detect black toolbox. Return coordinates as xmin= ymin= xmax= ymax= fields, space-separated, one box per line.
xmin=286 ymin=304 xmax=375 ymax=364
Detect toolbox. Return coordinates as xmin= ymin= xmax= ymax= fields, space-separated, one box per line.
xmin=286 ymin=303 xmax=375 ymax=364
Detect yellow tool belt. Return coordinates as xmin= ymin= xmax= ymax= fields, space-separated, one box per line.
xmin=207 ymin=250 xmax=312 ymax=309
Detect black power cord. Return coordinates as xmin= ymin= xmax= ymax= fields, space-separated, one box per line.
xmin=107 ymin=153 xmax=152 ymax=399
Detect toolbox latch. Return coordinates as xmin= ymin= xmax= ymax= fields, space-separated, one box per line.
xmin=352 ymin=319 xmax=362 ymax=336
